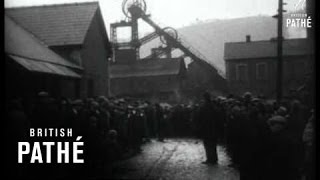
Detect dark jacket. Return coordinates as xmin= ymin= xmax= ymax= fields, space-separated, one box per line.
xmin=197 ymin=101 xmax=218 ymax=140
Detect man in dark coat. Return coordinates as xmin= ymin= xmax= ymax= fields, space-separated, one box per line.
xmin=155 ymin=103 xmax=165 ymax=141
xmin=263 ymin=115 xmax=300 ymax=180
xmin=197 ymin=92 xmax=219 ymax=164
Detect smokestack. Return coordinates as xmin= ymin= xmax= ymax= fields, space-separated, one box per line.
xmin=246 ymin=35 xmax=251 ymax=42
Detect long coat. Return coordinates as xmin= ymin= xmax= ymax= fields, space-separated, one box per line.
xmin=196 ymin=101 xmax=218 ymax=140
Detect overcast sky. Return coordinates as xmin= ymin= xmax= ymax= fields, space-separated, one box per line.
xmin=5 ymin=0 xmax=304 ymax=37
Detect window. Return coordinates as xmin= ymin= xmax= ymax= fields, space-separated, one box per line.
xmin=236 ymin=64 xmax=248 ymax=81
xmin=256 ymin=63 xmax=268 ymax=80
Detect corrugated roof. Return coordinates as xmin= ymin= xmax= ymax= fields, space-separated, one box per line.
xmin=224 ymin=38 xmax=313 ymax=60
xmin=9 ymin=55 xmax=81 ymax=78
xmin=110 ymin=58 xmax=184 ymax=78
xmin=5 ymin=15 xmax=81 ymax=78
xmin=5 ymin=2 xmax=99 ymax=46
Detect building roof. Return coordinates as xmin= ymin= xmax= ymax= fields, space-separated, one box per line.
xmin=224 ymin=38 xmax=313 ymax=60
xmin=5 ymin=15 xmax=81 ymax=78
xmin=8 ymin=54 xmax=81 ymax=78
xmin=5 ymin=2 xmax=99 ymax=46
xmin=110 ymin=58 xmax=185 ymax=78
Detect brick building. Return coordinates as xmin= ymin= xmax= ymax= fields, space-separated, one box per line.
xmin=224 ymin=37 xmax=313 ymax=97
xmin=110 ymin=58 xmax=187 ymax=103
xmin=6 ymin=2 xmax=112 ymax=98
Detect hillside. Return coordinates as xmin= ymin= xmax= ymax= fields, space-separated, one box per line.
xmin=140 ymin=15 xmax=306 ymax=74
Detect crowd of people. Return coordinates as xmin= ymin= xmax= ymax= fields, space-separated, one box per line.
xmin=195 ymin=91 xmax=314 ymax=180
xmin=5 ymin=90 xmax=315 ymax=179
xmin=5 ymin=92 xmax=195 ymax=178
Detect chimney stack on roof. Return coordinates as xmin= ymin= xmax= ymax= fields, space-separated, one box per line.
xmin=246 ymin=35 xmax=251 ymax=42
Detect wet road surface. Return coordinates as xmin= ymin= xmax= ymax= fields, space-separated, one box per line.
xmin=108 ymin=138 xmax=239 ymax=180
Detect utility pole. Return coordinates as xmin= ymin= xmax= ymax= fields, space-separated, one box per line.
xmin=275 ymin=0 xmax=286 ymax=102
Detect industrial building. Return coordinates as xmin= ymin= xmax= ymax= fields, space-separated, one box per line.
xmin=6 ymin=2 xmax=112 ymax=98
xmin=224 ymin=36 xmax=313 ymax=97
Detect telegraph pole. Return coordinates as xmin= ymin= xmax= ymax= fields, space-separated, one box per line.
xmin=275 ymin=0 xmax=286 ymax=102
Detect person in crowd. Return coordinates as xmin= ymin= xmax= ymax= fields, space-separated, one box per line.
xmin=102 ymin=129 xmax=121 ymax=177
xmin=226 ymin=100 xmax=242 ymax=167
xmin=99 ymin=97 xmax=111 ymax=136
xmin=145 ymin=101 xmax=156 ymax=138
xmin=302 ymin=110 xmax=315 ymax=180
xmin=155 ymin=103 xmax=165 ymax=141
xmin=287 ymin=93 xmax=310 ymax=175
xmin=237 ymin=93 xmax=260 ymax=180
xmin=196 ymin=92 xmax=219 ymax=165
xmin=263 ymin=115 xmax=301 ymax=180
xmin=85 ymin=112 xmax=103 ymax=177
xmin=127 ymin=102 xmax=145 ymax=153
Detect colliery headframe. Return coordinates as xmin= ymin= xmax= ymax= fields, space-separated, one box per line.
xmin=109 ymin=0 xmax=227 ymax=102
